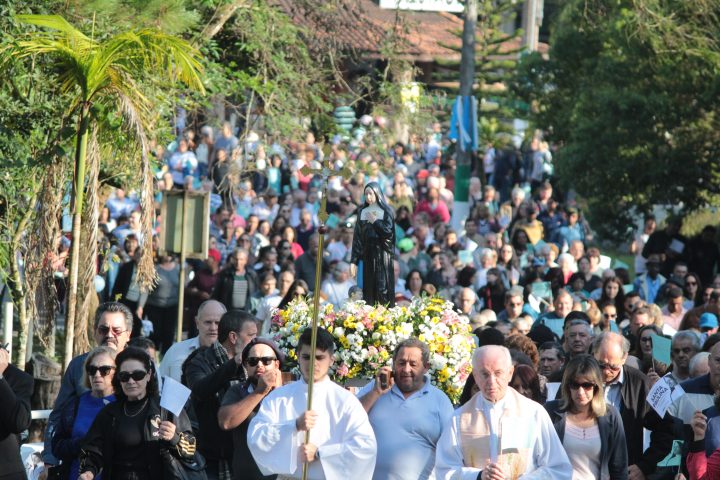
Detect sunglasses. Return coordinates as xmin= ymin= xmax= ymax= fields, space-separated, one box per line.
xmin=569 ymin=381 xmax=596 ymax=391
xmin=86 ymin=365 xmax=115 ymax=377
xmin=97 ymin=325 xmax=126 ymax=336
xmin=118 ymin=370 xmax=148 ymax=383
xmin=673 ymin=347 xmax=694 ymax=355
xmin=246 ymin=356 xmax=277 ymax=367
xmin=598 ymin=362 xmax=622 ymax=372
xmin=603 ymin=313 xmax=618 ymax=319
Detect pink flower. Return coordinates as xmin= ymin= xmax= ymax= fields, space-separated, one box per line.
xmin=336 ymin=363 xmax=349 ymax=377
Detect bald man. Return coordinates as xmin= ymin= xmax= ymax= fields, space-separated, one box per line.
xmin=435 ymin=345 xmax=571 ymax=480
xmin=159 ymin=299 xmax=227 ymax=382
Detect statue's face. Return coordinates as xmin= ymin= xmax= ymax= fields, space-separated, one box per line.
xmin=364 ymin=188 xmax=377 ymax=205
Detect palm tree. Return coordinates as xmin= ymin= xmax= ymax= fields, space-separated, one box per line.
xmin=6 ymin=14 xmax=205 ymax=367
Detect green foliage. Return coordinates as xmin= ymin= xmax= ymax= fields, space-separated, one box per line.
xmin=515 ymin=0 xmax=720 ymax=240
xmin=435 ymin=0 xmax=526 ymax=143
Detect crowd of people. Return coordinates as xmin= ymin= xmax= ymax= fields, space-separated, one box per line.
xmin=2 ymin=118 xmax=720 ymax=480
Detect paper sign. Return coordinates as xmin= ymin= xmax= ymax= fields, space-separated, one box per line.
xmin=458 ymin=250 xmax=473 ymax=266
xmin=546 ymin=382 xmax=561 ymax=401
xmin=669 ymin=239 xmax=685 ymax=254
xmin=651 ymin=334 xmax=672 ymax=365
xmin=657 ymin=440 xmax=683 ymax=467
xmin=623 ymin=284 xmax=635 ymax=295
xmin=325 ymin=213 xmax=340 ymax=229
xmin=531 ymin=281 xmax=553 ymax=300
xmin=160 ymin=376 xmax=192 ymax=417
xmin=599 ymin=255 xmax=612 ymax=270
xmin=646 ymin=377 xmax=674 ymax=417
xmin=671 ymin=384 xmax=685 ymax=403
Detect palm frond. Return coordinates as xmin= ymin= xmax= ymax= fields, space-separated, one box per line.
xmin=16 ymin=15 xmax=95 ymax=52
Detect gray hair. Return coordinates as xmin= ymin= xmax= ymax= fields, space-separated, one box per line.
xmin=94 ymin=302 xmax=133 ymax=332
xmin=567 ymin=319 xmax=594 ymax=337
xmin=592 ymin=331 xmax=630 ymax=356
xmin=472 ymin=345 xmax=512 ymax=370
xmin=690 ymin=352 xmax=711 ymax=377
xmin=673 ymin=330 xmax=702 ymax=352
xmin=394 ymin=338 xmax=430 ymax=364
xmin=83 ymin=346 xmax=118 ymax=388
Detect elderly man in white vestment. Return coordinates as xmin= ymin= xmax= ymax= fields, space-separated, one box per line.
xmin=435 ymin=345 xmax=572 ymax=480
xmin=247 ymin=327 xmax=377 ymax=479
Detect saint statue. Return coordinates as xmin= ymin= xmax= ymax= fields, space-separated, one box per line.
xmin=350 ymin=182 xmax=395 ymax=306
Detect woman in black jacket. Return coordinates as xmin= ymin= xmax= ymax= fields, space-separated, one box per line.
xmin=78 ymin=348 xmax=196 ymax=480
xmin=545 ymin=354 xmax=628 ymax=480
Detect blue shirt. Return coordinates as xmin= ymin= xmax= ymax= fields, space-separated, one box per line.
xmin=357 ymin=376 xmax=454 ymax=480
xmin=69 ymin=391 xmax=115 ymax=480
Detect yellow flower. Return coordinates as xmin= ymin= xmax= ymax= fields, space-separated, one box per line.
xmin=339 ymin=336 xmax=350 ymax=349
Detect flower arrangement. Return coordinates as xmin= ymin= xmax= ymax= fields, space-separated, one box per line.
xmin=270 ymin=295 xmax=475 ymax=403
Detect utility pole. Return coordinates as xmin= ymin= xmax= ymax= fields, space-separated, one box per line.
xmin=451 ymin=0 xmax=477 ymax=232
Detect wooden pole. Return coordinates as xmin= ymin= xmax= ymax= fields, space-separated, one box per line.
xmin=176 ymin=189 xmax=189 ymax=343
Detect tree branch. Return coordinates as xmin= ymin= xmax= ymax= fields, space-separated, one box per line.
xmin=197 ymin=0 xmax=251 ymax=43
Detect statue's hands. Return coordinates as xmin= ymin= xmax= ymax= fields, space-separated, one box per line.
xmin=367 ymin=212 xmax=377 ymax=223
xmin=350 ymin=264 xmax=357 ymax=278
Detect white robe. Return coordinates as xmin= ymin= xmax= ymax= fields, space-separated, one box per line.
xmin=248 ymin=377 xmax=377 ymax=480
xmin=435 ymin=390 xmax=572 ymax=480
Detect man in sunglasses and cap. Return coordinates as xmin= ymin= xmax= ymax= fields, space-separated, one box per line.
xmin=218 ymin=338 xmax=285 ymax=480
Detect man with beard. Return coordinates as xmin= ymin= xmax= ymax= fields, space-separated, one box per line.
xmin=42 ymin=302 xmax=132 ymax=467
xmin=357 ymin=338 xmax=454 ymax=480
xmin=218 ymin=338 xmax=284 ymax=480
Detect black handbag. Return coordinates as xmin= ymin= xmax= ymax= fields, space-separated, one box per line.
xmin=161 ymin=448 xmax=208 ymax=480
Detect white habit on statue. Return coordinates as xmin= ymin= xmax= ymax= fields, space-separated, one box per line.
xmin=247 ymin=377 xmax=377 ymax=480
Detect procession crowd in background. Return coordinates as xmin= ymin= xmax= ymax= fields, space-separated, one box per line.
xmin=3 ymin=116 xmax=720 ymax=480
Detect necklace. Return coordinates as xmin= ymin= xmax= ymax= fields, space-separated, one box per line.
xmin=123 ymin=398 xmax=149 ymax=417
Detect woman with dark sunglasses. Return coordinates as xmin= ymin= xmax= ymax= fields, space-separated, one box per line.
xmin=545 ymin=355 xmax=628 ymax=480
xmin=78 ymin=348 xmax=197 ymax=480
xmin=52 ymin=347 xmax=117 ymax=480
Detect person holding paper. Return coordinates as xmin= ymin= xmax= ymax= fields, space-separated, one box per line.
xmin=435 ymin=345 xmax=572 ymax=480
xmin=247 ymin=327 xmax=377 ymax=479
xmin=78 ymin=347 xmax=196 ymax=480
xmin=51 ymin=347 xmax=117 ymax=480
xmin=545 ymin=355 xmax=628 ymax=480
xmin=350 ymin=182 xmax=396 ymax=306
xmin=592 ymin=332 xmax=675 ymax=479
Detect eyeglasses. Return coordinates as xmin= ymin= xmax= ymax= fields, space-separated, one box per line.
xmin=86 ymin=365 xmax=115 ymax=377
xmin=569 ymin=381 xmax=596 ymax=391
xmin=597 ymin=362 xmax=623 ymax=372
xmin=118 ymin=370 xmax=148 ymax=383
xmin=673 ymin=347 xmax=694 ymax=355
xmin=246 ymin=356 xmax=277 ymax=367
xmin=97 ymin=325 xmax=127 ymax=336
xmin=603 ymin=313 xmax=618 ymax=319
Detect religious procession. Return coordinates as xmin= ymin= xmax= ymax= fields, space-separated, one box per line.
xmin=1 ymin=1 xmax=720 ymax=480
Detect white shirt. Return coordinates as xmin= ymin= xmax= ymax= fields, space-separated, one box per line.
xmin=158 ymin=337 xmax=199 ymax=383
xmin=357 ymin=377 xmax=454 ymax=480
xmin=321 ymin=279 xmax=356 ymax=308
xmin=248 ymin=377 xmax=377 ymax=479
xmin=435 ymin=390 xmax=572 ymax=480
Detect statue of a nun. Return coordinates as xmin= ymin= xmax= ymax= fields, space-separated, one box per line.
xmin=350 ymin=182 xmax=395 ymax=306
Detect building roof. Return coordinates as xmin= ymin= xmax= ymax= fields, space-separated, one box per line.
xmin=272 ymin=0 xmax=464 ymax=62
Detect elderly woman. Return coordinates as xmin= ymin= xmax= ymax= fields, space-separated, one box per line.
xmin=78 ymin=348 xmax=196 ymax=480
xmin=545 ymin=355 xmax=628 ymax=480
xmin=321 ymin=262 xmax=356 ymax=308
xmin=52 ymin=347 xmax=117 ymax=480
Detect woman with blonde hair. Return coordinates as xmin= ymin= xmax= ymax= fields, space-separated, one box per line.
xmin=545 ymin=355 xmax=628 ymax=479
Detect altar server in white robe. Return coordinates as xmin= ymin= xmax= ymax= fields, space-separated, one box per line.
xmin=435 ymin=345 xmax=572 ymax=480
xmin=248 ymin=327 xmax=377 ymax=479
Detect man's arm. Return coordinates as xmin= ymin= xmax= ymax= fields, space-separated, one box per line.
xmin=0 ymin=365 xmax=33 ymax=435
xmin=357 ymin=368 xmax=393 ymax=413
xmin=218 ymin=370 xmax=280 ymax=430
xmin=523 ymin=407 xmax=572 ymax=480
xmin=185 ymin=353 xmax=241 ymax=402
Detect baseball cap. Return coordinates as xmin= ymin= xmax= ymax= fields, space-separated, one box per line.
xmin=700 ymin=313 xmax=718 ymax=330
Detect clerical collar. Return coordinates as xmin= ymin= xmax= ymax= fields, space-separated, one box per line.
xmin=478 ymin=392 xmax=506 ymax=410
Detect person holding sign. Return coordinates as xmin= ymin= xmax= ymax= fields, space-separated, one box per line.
xmin=350 ymin=182 xmax=396 ymax=306
xmin=545 ymin=355 xmax=628 ymax=480
xmin=78 ymin=348 xmax=197 ymax=480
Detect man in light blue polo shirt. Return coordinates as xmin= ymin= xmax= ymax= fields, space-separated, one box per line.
xmin=357 ymin=338 xmax=454 ymax=480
